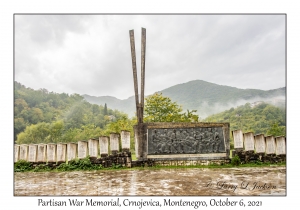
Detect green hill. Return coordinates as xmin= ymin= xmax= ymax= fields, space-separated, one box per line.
xmin=204 ymin=102 xmax=286 ymax=136
xmin=84 ymin=80 xmax=285 ymax=118
xmin=14 ymin=81 xmax=127 ymax=141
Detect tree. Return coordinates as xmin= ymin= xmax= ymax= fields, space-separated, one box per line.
xmin=104 ymin=103 xmax=108 ymax=115
xmin=144 ymin=93 xmax=198 ymax=122
xmin=267 ymin=122 xmax=286 ymax=137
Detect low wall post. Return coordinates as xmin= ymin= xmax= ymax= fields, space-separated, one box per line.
xmin=47 ymin=143 xmax=57 ymax=164
xmin=19 ymin=144 xmax=29 ymax=161
xmin=99 ymin=136 xmax=109 ymax=157
xmin=37 ymin=144 xmax=47 ymax=163
xmin=67 ymin=143 xmax=77 ymax=162
xmin=110 ymin=133 xmax=120 ymax=154
xmin=28 ymin=144 xmax=38 ymax=163
xmin=14 ymin=144 xmax=20 ymax=162
xmin=57 ymin=143 xmax=67 ymax=164
xmin=78 ymin=141 xmax=88 ymax=159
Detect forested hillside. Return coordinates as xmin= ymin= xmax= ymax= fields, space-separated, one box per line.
xmin=84 ymin=80 xmax=285 ymax=118
xmin=14 ymin=81 xmax=134 ymax=144
xmin=204 ymin=102 xmax=286 ymax=136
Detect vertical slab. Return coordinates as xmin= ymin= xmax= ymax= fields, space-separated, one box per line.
xmin=276 ymin=136 xmax=286 ymax=155
xmin=78 ymin=141 xmax=88 ymax=159
xmin=243 ymin=132 xmax=254 ymax=151
xmin=37 ymin=144 xmax=47 ymax=163
xmin=19 ymin=144 xmax=28 ymax=161
xmin=254 ymin=134 xmax=266 ymax=154
xmin=265 ymin=136 xmax=276 ymax=154
xmin=232 ymin=130 xmax=243 ymax=150
xmin=99 ymin=136 xmax=109 ymax=156
xmin=88 ymin=139 xmax=99 ymax=158
xmin=67 ymin=143 xmax=77 ymax=161
xmin=28 ymin=144 xmax=38 ymax=163
xmin=110 ymin=133 xmax=120 ymax=153
xmin=121 ymin=130 xmax=131 ymax=151
xmin=14 ymin=144 xmax=20 ymax=162
xmin=57 ymin=143 xmax=67 ymax=163
xmin=47 ymin=143 xmax=57 ymax=163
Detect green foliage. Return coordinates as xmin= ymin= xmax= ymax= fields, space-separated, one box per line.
xmin=32 ymin=164 xmax=52 ymax=172
xmin=57 ymin=157 xmax=103 ymax=171
xmin=104 ymin=103 xmax=108 ymax=115
xmin=14 ymin=81 xmax=128 ymax=143
xmin=110 ymin=163 xmax=122 ymax=169
xmin=144 ymin=93 xmax=199 ymax=122
xmin=204 ymin=102 xmax=286 ymax=136
xmin=14 ymin=160 xmax=33 ymax=172
xmin=267 ymin=122 xmax=286 ymax=137
xmin=231 ymin=155 xmax=241 ymax=166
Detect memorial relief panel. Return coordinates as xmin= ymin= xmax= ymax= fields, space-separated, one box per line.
xmin=147 ymin=127 xmax=226 ymax=155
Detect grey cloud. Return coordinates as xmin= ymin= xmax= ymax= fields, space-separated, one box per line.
xmin=15 ymin=14 xmax=286 ymax=99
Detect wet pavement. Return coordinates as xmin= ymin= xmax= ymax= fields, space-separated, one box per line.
xmin=14 ymin=167 xmax=286 ymax=196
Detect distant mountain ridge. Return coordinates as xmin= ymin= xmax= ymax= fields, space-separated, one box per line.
xmin=83 ymin=80 xmax=286 ymax=118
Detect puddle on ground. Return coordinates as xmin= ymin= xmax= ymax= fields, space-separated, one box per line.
xmin=14 ymin=167 xmax=286 ymax=196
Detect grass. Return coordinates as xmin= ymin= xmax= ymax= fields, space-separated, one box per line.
xmin=14 ymin=158 xmax=285 ymax=173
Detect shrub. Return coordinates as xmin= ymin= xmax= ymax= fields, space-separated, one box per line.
xmin=14 ymin=160 xmax=33 ymax=172
xmin=231 ymin=155 xmax=241 ymax=166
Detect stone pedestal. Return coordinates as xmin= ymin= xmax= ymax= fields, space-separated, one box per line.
xmin=110 ymin=133 xmax=120 ymax=154
xmin=47 ymin=143 xmax=57 ymax=163
xmin=88 ymin=139 xmax=99 ymax=159
xmin=275 ymin=136 xmax=286 ymax=155
xmin=254 ymin=134 xmax=266 ymax=154
xmin=37 ymin=144 xmax=47 ymax=163
xmin=232 ymin=129 xmax=244 ymax=150
xmin=57 ymin=143 xmax=67 ymax=163
xmin=78 ymin=141 xmax=88 ymax=159
xmin=67 ymin=143 xmax=77 ymax=161
xmin=121 ymin=130 xmax=131 ymax=152
xmin=14 ymin=144 xmax=20 ymax=162
xmin=265 ymin=136 xmax=276 ymax=155
xmin=28 ymin=144 xmax=38 ymax=163
xmin=99 ymin=136 xmax=109 ymax=157
xmin=19 ymin=144 xmax=29 ymax=161
xmin=243 ymin=132 xmax=254 ymax=151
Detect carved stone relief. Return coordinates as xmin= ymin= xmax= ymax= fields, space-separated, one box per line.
xmin=147 ymin=127 xmax=225 ymax=155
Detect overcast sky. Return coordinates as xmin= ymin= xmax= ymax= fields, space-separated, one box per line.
xmin=15 ymin=14 xmax=286 ymax=100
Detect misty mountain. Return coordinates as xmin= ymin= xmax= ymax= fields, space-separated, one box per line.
xmin=83 ymin=80 xmax=286 ymax=118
